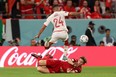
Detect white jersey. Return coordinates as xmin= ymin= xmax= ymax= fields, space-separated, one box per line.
xmin=44 ymin=11 xmax=69 ymax=32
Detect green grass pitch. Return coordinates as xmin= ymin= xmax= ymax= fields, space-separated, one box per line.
xmin=0 ymin=67 xmax=116 ymax=77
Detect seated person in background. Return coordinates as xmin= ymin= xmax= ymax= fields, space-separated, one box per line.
xmin=30 ymin=39 xmax=45 ymax=46
xmin=102 ymin=7 xmax=113 ymax=19
xmin=103 ymin=29 xmax=114 ymax=46
xmin=99 ymin=41 xmax=104 ymax=46
xmin=30 ymin=39 xmax=38 ymax=46
xmin=78 ymin=0 xmax=91 ymax=19
xmin=93 ymin=0 xmax=102 ymax=14
xmin=63 ymin=0 xmax=76 ymax=19
xmin=8 ymin=38 xmax=20 ymax=46
xmin=20 ymin=0 xmax=35 ymax=19
xmin=113 ymin=42 xmax=116 ymax=46
xmin=70 ymin=35 xmax=80 ymax=46
xmin=31 ymin=53 xmax=87 ymax=73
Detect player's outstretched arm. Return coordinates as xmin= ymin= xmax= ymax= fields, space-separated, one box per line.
xmin=69 ymin=12 xmax=82 ymax=16
xmin=34 ymin=25 xmax=47 ymax=39
xmin=67 ymin=58 xmax=74 ymax=65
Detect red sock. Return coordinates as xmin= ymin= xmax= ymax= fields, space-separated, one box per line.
xmin=64 ymin=39 xmax=69 ymax=46
xmin=37 ymin=57 xmax=42 ymax=61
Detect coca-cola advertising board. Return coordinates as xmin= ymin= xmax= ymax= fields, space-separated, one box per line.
xmin=0 ymin=46 xmax=116 ymax=67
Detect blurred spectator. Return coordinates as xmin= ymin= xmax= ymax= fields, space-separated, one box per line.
xmin=78 ymin=0 xmax=91 ymax=19
xmin=79 ymin=0 xmax=84 ymax=7
xmin=44 ymin=0 xmax=63 ymax=17
xmin=102 ymin=7 xmax=113 ymax=18
xmin=35 ymin=0 xmax=46 ymax=19
xmin=72 ymin=0 xmax=79 ymax=7
xmin=0 ymin=39 xmax=5 ymax=46
xmin=30 ymin=39 xmax=45 ymax=46
xmin=9 ymin=0 xmax=21 ymax=19
xmin=86 ymin=0 xmax=95 ymax=13
xmin=90 ymin=0 xmax=102 ymax=19
xmin=85 ymin=21 xmax=97 ymax=46
xmin=94 ymin=0 xmax=102 ymax=14
xmin=100 ymin=0 xmax=106 ymax=14
xmin=0 ymin=0 xmax=8 ymax=18
xmin=99 ymin=40 xmax=105 ymax=46
xmin=20 ymin=0 xmax=35 ymax=19
xmin=113 ymin=42 xmax=116 ymax=46
xmin=38 ymin=40 xmax=45 ymax=46
xmin=8 ymin=37 xmax=20 ymax=46
xmin=30 ymin=39 xmax=38 ymax=46
xmin=103 ymin=29 xmax=114 ymax=46
xmin=111 ymin=0 xmax=116 ymax=18
xmin=63 ymin=0 xmax=76 ymax=19
xmin=105 ymin=0 xmax=112 ymax=9
xmin=91 ymin=11 xmax=102 ymax=19
xmin=70 ymin=35 xmax=80 ymax=46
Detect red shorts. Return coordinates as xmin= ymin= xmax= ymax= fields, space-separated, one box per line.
xmin=46 ymin=60 xmax=61 ymax=73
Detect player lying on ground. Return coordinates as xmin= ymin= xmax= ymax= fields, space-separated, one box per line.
xmin=34 ymin=5 xmax=82 ymax=59
xmin=31 ymin=53 xmax=87 ymax=73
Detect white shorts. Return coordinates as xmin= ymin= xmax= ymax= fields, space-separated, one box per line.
xmin=49 ymin=31 xmax=68 ymax=43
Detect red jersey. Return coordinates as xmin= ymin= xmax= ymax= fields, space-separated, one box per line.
xmin=78 ymin=6 xmax=91 ymax=19
xmin=21 ymin=0 xmax=33 ymax=12
xmin=61 ymin=61 xmax=82 ymax=73
xmin=91 ymin=12 xmax=102 ymax=19
xmin=63 ymin=6 xmax=76 ymax=19
xmin=46 ymin=59 xmax=82 ymax=73
xmin=106 ymin=0 xmax=112 ymax=8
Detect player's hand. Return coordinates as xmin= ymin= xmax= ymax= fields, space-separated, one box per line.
xmin=34 ymin=35 xmax=39 ymax=39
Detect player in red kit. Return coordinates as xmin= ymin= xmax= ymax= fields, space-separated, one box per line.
xmin=31 ymin=53 xmax=87 ymax=73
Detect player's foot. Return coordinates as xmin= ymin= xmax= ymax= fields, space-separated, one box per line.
xmin=31 ymin=53 xmax=42 ymax=59
xmin=62 ymin=55 xmax=67 ymax=61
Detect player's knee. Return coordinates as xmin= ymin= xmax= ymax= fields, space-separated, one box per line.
xmin=45 ymin=46 xmax=50 ymax=49
xmin=39 ymin=60 xmax=46 ymax=65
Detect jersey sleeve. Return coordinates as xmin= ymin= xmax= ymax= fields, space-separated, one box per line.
xmin=44 ymin=16 xmax=51 ymax=26
xmin=60 ymin=11 xmax=69 ymax=16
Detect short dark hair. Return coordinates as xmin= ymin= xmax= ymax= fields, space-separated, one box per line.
xmin=113 ymin=42 xmax=116 ymax=46
xmin=80 ymin=56 xmax=87 ymax=64
xmin=105 ymin=29 xmax=110 ymax=32
xmin=89 ymin=21 xmax=95 ymax=25
xmin=71 ymin=35 xmax=76 ymax=39
xmin=52 ymin=5 xmax=59 ymax=9
xmin=99 ymin=41 xmax=104 ymax=44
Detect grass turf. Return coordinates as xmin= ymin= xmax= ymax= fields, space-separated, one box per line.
xmin=0 ymin=67 xmax=116 ymax=77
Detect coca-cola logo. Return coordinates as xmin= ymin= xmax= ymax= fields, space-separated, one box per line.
xmin=0 ymin=46 xmax=78 ymax=67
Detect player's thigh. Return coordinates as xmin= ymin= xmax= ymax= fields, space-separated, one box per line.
xmin=46 ymin=60 xmax=61 ymax=67
xmin=59 ymin=31 xmax=68 ymax=41
xmin=49 ymin=33 xmax=59 ymax=43
xmin=50 ymin=31 xmax=68 ymax=43
xmin=37 ymin=66 xmax=50 ymax=73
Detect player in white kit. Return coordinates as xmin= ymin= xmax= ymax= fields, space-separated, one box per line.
xmin=34 ymin=5 xmax=81 ymax=59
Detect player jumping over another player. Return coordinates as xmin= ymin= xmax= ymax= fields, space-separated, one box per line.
xmin=34 ymin=5 xmax=81 ymax=60
xmin=31 ymin=53 xmax=87 ymax=73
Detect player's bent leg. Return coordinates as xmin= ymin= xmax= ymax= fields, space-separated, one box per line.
xmin=64 ymin=39 xmax=69 ymax=46
xmin=63 ymin=39 xmax=69 ymax=60
xmin=37 ymin=66 xmax=50 ymax=73
xmin=45 ymin=42 xmax=54 ymax=49
xmin=39 ymin=60 xmax=47 ymax=66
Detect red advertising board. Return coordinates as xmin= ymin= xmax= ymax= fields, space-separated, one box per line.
xmin=0 ymin=46 xmax=116 ymax=67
